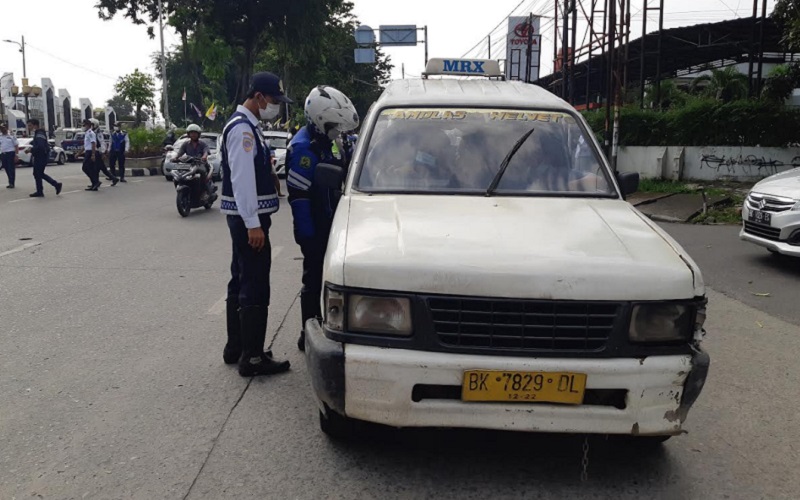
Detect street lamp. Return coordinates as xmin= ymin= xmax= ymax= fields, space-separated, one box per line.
xmin=3 ymin=37 xmax=29 ymax=121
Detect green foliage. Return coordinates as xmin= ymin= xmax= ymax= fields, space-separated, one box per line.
xmin=690 ymin=67 xmax=749 ymax=103
xmin=762 ymin=62 xmax=800 ymax=103
xmin=773 ymin=0 xmax=800 ymax=50
xmin=583 ymin=99 xmax=800 ymax=147
xmin=126 ymin=128 xmax=165 ymax=156
xmin=114 ymin=69 xmax=156 ymax=127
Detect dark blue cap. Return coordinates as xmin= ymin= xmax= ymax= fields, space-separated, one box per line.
xmin=248 ymin=72 xmax=293 ymax=103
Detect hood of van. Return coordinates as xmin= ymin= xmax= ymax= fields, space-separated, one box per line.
xmin=339 ymin=195 xmax=703 ymax=301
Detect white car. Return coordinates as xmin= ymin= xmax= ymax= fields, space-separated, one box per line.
xmin=304 ymin=58 xmax=710 ymax=444
xmin=163 ymin=133 xmax=221 ymax=181
xmin=740 ymin=167 xmax=800 ymax=257
xmin=263 ymin=130 xmax=292 ymax=178
xmin=17 ymin=138 xmax=67 ymax=166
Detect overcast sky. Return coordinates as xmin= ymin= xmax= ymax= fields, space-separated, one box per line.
xmin=0 ymin=0 xmax=775 ymax=108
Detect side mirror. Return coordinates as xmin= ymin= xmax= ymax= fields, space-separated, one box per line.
xmin=315 ymin=162 xmax=344 ymax=189
xmin=616 ymin=172 xmax=639 ymax=198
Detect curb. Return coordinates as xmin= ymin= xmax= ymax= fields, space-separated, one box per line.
xmin=128 ymin=167 xmax=162 ymax=177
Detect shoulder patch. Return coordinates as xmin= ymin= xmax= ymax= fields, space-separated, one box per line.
xmin=300 ymin=156 xmax=312 ymax=168
xmin=242 ymin=131 xmax=254 ymax=152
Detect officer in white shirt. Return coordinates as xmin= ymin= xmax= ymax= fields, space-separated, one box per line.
xmin=0 ymin=123 xmax=19 ymax=188
xmin=92 ymin=119 xmax=118 ymax=185
xmin=218 ymin=72 xmax=291 ymax=377
xmin=81 ymin=119 xmax=101 ymax=191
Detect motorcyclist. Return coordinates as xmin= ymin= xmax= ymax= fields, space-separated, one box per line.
xmin=177 ymin=124 xmax=213 ymax=197
xmin=286 ymin=85 xmax=359 ymax=351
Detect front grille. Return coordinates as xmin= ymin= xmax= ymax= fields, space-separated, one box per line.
xmin=744 ymin=221 xmax=781 ymax=241
xmin=428 ymin=297 xmax=620 ymax=352
xmin=746 ymin=193 xmax=796 ymax=213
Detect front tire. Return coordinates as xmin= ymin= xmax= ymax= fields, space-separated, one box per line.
xmin=176 ymin=190 xmax=191 ymax=217
xmin=319 ymin=410 xmax=359 ymax=440
xmin=57 ymin=153 xmax=65 ymax=165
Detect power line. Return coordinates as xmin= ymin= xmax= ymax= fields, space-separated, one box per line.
xmin=25 ymin=43 xmax=116 ymax=81
xmin=460 ymin=0 xmax=529 ymax=58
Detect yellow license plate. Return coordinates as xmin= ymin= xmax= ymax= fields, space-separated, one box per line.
xmin=462 ymin=370 xmax=587 ymax=404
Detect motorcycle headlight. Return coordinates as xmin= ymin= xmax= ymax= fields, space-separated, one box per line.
xmin=348 ymin=294 xmax=412 ymax=336
xmin=629 ymin=303 xmax=695 ymax=343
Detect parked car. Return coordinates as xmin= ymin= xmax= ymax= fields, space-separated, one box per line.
xmin=739 ymin=167 xmax=800 ymax=257
xmin=263 ymin=130 xmax=292 ymax=178
xmin=54 ymin=128 xmax=83 ymax=160
xmin=163 ymin=133 xmax=221 ymax=181
xmin=16 ymin=138 xmax=67 ymax=166
xmin=303 ymin=58 xmax=710 ymax=444
xmin=60 ymin=131 xmax=110 ymax=161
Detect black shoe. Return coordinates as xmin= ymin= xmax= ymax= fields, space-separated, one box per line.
xmin=85 ymin=186 xmax=94 ymax=191
xmin=120 ymin=178 xmax=127 ymax=183
xmin=105 ymin=176 xmax=114 ymax=181
xmin=29 ymin=192 xmax=44 ymax=198
xmin=238 ymin=353 xmax=290 ymax=377
xmin=6 ymin=185 xmax=13 ymax=189
xmin=297 ymin=330 xmax=306 ymax=352
xmin=111 ymin=178 xmax=119 ymax=186
xmin=91 ymin=182 xmax=101 ymax=191
xmin=55 ymin=182 xmax=63 ymax=195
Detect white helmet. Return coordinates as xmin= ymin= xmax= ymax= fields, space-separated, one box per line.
xmin=304 ymin=85 xmax=359 ymax=140
xmin=91 ymin=118 xmax=100 ymax=128
xmin=186 ymin=124 xmax=202 ymax=134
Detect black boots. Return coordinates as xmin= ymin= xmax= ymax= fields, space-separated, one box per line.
xmin=297 ymin=330 xmax=306 ymax=352
xmin=238 ymin=306 xmax=290 ymax=377
xmin=223 ymin=298 xmax=241 ymax=364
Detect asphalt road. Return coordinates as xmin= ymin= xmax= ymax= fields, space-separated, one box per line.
xmin=1 ymin=168 xmax=798 ymax=499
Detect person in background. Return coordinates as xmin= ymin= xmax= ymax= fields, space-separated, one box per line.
xmin=162 ymin=129 xmax=176 ymax=148
xmin=81 ymin=119 xmax=100 ymax=191
xmin=93 ymin=119 xmax=118 ymax=186
xmin=109 ymin=123 xmax=130 ymax=183
xmin=0 ymin=123 xmax=19 ymax=189
xmin=287 ymin=85 xmax=359 ymax=351
xmin=26 ymin=118 xmax=62 ymax=197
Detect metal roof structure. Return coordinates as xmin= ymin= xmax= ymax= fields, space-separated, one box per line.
xmin=535 ymin=17 xmax=793 ymax=108
xmin=378 ymin=78 xmax=572 ymax=110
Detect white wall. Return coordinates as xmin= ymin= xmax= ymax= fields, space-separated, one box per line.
xmin=616 ymin=146 xmax=800 ymax=181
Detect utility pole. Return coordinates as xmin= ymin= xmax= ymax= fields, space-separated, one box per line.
xmin=488 ymin=35 xmax=491 ymax=59
xmin=604 ymin=0 xmax=616 ymax=164
xmin=402 ymin=63 xmax=405 ymax=79
xmin=3 ymin=36 xmax=28 ymax=121
xmin=158 ymin=0 xmax=170 ymax=128
xmin=525 ymin=13 xmax=534 ymax=83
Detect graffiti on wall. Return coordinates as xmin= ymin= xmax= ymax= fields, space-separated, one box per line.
xmin=700 ymin=154 xmax=800 ymax=176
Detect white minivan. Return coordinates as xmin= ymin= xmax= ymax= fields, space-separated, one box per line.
xmin=304 ymin=59 xmax=710 ymax=444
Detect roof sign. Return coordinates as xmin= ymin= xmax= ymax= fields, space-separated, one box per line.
xmin=424 ymin=58 xmax=503 ymax=78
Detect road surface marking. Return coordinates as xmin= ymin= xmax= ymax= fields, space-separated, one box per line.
xmin=207 ymin=246 xmax=283 ymax=315
xmin=0 ymin=241 xmax=41 ymax=258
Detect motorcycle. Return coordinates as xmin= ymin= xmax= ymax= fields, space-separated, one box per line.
xmin=172 ymin=155 xmax=218 ymax=217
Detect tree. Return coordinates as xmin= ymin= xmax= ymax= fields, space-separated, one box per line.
xmin=762 ymin=62 xmax=800 ymax=102
xmin=96 ymin=0 xmax=343 ymax=103
xmin=642 ymin=80 xmax=689 ymax=110
xmin=773 ymin=0 xmax=800 ymax=50
xmin=690 ymin=67 xmax=749 ymax=103
xmin=106 ymin=94 xmax=134 ymax=116
xmin=114 ymin=69 xmax=156 ymax=127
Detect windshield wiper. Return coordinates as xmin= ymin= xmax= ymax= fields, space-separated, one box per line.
xmin=485 ymin=127 xmax=536 ymax=196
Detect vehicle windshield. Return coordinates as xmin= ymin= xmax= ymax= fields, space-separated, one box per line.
xmin=65 ymin=132 xmax=75 ymax=140
xmin=265 ymin=137 xmax=288 ymax=149
xmin=356 ymin=108 xmax=614 ymax=196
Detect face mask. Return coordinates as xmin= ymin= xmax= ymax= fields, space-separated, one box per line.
xmin=259 ymin=98 xmax=280 ymax=120
xmin=327 ymin=127 xmax=340 ymax=141
xmin=114 ymin=127 xmax=120 ymax=132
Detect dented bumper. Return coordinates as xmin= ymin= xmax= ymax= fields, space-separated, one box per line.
xmin=306 ymin=320 xmax=709 ymax=436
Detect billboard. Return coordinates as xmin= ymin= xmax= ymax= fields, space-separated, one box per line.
xmin=505 ymin=16 xmax=541 ymax=82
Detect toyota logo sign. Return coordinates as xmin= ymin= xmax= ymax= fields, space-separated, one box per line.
xmin=514 ymin=21 xmax=535 ymax=38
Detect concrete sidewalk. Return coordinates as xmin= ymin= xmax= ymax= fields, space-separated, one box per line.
xmin=628 ymin=191 xmax=731 ymax=223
